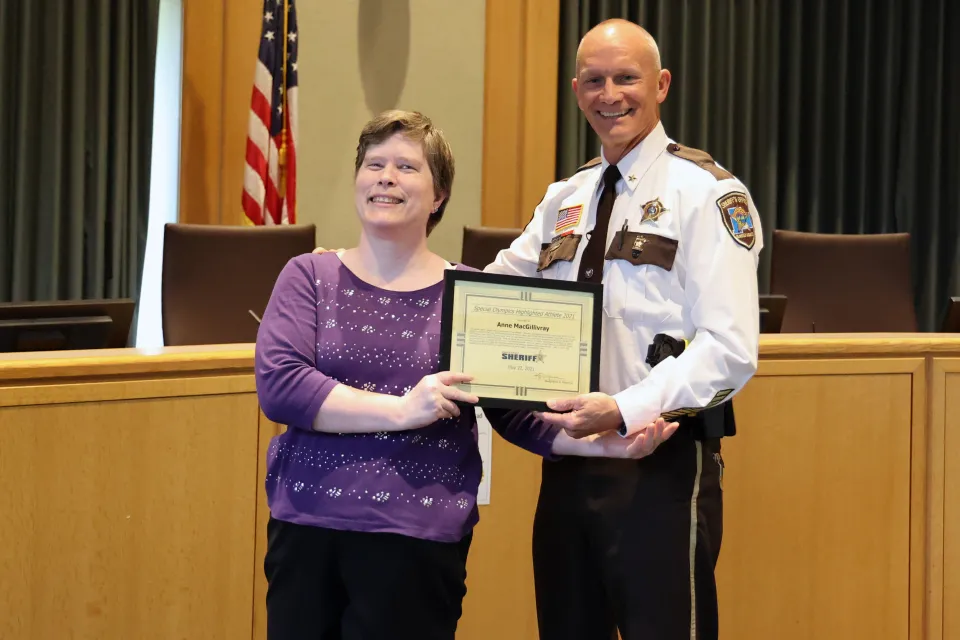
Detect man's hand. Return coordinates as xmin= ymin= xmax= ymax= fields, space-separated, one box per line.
xmin=312 ymin=246 xmax=344 ymax=254
xmin=594 ymin=417 xmax=680 ymax=458
xmin=538 ymin=392 xmax=624 ymax=438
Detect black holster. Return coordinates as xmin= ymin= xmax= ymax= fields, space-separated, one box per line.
xmin=646 ymin=334 xmax=736 ymax=439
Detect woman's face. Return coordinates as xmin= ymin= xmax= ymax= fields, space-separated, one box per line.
xmin=354 ymin=133 xmax=443 ymax=237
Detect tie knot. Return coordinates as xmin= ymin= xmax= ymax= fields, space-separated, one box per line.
xmin=602 ymin=164 xmax=622 ymax=190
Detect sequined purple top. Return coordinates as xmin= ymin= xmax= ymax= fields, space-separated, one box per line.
xmin=254 ymin=253 xmax=559 ymax=543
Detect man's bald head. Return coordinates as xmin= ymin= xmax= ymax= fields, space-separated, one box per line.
xmin=570 ymin=18 xmax=671 ymax=164
xmin=575 ymin=19 xmax=661 ymax=76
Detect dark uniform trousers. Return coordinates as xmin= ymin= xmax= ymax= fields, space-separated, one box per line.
xmin=533 ymin=423 xmax=724 ymax=640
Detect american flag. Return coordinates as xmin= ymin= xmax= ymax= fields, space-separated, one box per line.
xmin=555 ymin=204 xmax=582 ymax=233
xmin=242 ymin=0 xmax=299 ymax=226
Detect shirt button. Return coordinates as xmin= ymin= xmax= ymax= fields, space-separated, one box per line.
xmin=585 ymin=268 xmax=594 ymax=278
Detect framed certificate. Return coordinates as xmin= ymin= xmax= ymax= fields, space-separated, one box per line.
xmin=439 ymin=270 xmax=602 ymax=410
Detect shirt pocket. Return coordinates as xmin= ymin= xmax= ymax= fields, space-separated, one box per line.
xmin=537 ymin=233 xmax=581 ymax=279
xmin=603 ymin=231 xmax=679 ymax=326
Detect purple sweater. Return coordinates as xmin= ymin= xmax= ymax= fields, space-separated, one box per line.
xmin=254 ymin=253 xmax=559 ymax=542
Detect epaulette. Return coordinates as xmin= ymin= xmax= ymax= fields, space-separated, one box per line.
xmin=562 ymin=156 xmax=602 ymax=180
xmin=666 ymin=143 xmax=733 ymax=181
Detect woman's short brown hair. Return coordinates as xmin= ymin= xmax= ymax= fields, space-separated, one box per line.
xmin=354 ymin=110 xmax=455 ymax=235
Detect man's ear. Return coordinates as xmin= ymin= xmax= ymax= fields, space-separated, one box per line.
xmin=657 ymin=69 xmax=672 ymax=103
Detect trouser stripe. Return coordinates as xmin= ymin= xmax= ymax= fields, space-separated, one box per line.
xmin=689 ymin=440 xmax=703 ymax=639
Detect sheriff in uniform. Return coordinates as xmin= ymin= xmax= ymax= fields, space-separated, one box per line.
xmin=483 ymin=18 xmax=763 ymax=640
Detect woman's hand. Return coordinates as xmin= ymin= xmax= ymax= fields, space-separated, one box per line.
xmin=593 ymin=417 xmax=680 ymax=458
xmin=396 ymin=372 xmax=479 ymax=429
xmin=550 ymin=417 xmax=680 ymax=459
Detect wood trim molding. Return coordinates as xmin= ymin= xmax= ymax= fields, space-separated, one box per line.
xmin=756 ymin=357 xmax=925 ymax=377
xmin=0 ymin=376 xmax=255 ymax=408
xmin=180 ymin=0 xmax=263 ymax=226
xmin=180 ymin=0 xmax=225 ymax=225
xmin=0 ymin=344 xmax=254 ymax=381
xmin=758 ymin=334 xmax=960 ymax=357
xmin=927 ymin=357 xmax=944 ymax=640
xmin=911 ymin=358 xmax=931 ymax=640
xmin=927 ymin=357 xmax=960 ymax=640
xmin=481 ymin=0 xmax=561 ymax=229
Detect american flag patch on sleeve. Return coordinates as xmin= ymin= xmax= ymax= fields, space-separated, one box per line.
xmin=555 ymin=204 xmax=583 ymax=233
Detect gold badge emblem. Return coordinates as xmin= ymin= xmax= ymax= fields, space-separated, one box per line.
xmin=639 ymin=198 xmax=668 ymax=223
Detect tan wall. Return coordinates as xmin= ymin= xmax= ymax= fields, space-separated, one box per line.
xmin=179 ymin=1 xmax=485 ymax=266
xmin=179 ymin=0 xmax=560 ymax=260
xmin=290 ymin=1 xmax=486 ymax=262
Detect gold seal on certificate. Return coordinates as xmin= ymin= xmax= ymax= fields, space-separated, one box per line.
xmin=439 ymin=270 xmax=602 ymax=410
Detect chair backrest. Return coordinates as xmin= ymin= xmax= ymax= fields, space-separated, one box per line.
xmin=161 ymin=223 xmax=316 ymax=345
xmin=770 ymin=229 xmax=917 ymax=332
xmin=758 ymin=294 xmax=787 ymax=333
xmin=460 ymin=226 xmax=523 ymax=270
xmin=943 ymin=297 xmax=960 ymax=332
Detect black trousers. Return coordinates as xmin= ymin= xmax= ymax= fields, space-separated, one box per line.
xmin=532 ymin=427 xmax=724 ymax=640
xmin=264 ymin=517 xmax=472 ymax=640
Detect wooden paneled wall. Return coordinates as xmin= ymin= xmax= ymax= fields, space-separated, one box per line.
xmin=3 ymin=336 xmax=960 ymax=639
xmin=0 ymin=346 xmax=261 ymax=639
xmin=180 ymin=0 xmax=263 ymax=225
xmin=481 ymin=0 xmax=561 ymax=229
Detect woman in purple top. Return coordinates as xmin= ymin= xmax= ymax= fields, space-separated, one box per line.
xmin=255 ymin=110 xmax=674 ymax=640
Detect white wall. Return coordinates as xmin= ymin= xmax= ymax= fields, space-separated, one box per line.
xmin=136 ymin=0 xmax=183 ymax=348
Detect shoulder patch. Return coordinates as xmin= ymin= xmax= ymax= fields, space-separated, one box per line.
xmin=716 ymin=192 xmax=756 ymax=249
xmin=562 ymin=156 xmax=602 ymax=180
xmin=667 ymin=143 xmax=733 ymax=181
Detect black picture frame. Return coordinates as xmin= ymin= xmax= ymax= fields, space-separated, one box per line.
xmin=439 ymin=269 xmax=603 ymax=411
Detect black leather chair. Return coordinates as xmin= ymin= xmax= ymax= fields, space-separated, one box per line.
xmin=460 ymin=226 xmax=523 ymax=269
xmin=161 ymin=223 xmax=316 ymax=345
xmin=770 ymin=229 xmax=917 ymax=332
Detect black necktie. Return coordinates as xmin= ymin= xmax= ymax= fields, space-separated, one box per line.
xmin=577 ymin=164 xmax=622 ymax=283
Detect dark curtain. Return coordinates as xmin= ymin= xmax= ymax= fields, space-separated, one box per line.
xmin=0 ymin=0 xmax=160 ymax=316
xmin=557 ymin=0 xmax=960 ymax=331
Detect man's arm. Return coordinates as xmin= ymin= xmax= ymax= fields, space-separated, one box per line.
xmin=483 ymin=182 xmax=577 ymax=277
xmin=612 ymin=180 xmax=763 ymax=435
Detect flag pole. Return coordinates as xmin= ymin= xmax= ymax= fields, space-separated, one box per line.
xmin=278 ymin=0 xmax=289 ymax=197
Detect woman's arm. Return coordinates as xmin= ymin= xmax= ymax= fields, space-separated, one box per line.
xmin=483 ymin=405 xmax=677 ymax=459
xmin=481 ymin=408 xmax=562 ymax=459
xmin=255 ymin=256 xmax=477 ymax=433
xmin=313 ymin=371 xmax=477 ymax=433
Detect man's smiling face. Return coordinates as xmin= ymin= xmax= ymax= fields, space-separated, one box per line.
xmin=571 ymin=22 xmax=671 ymax=163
